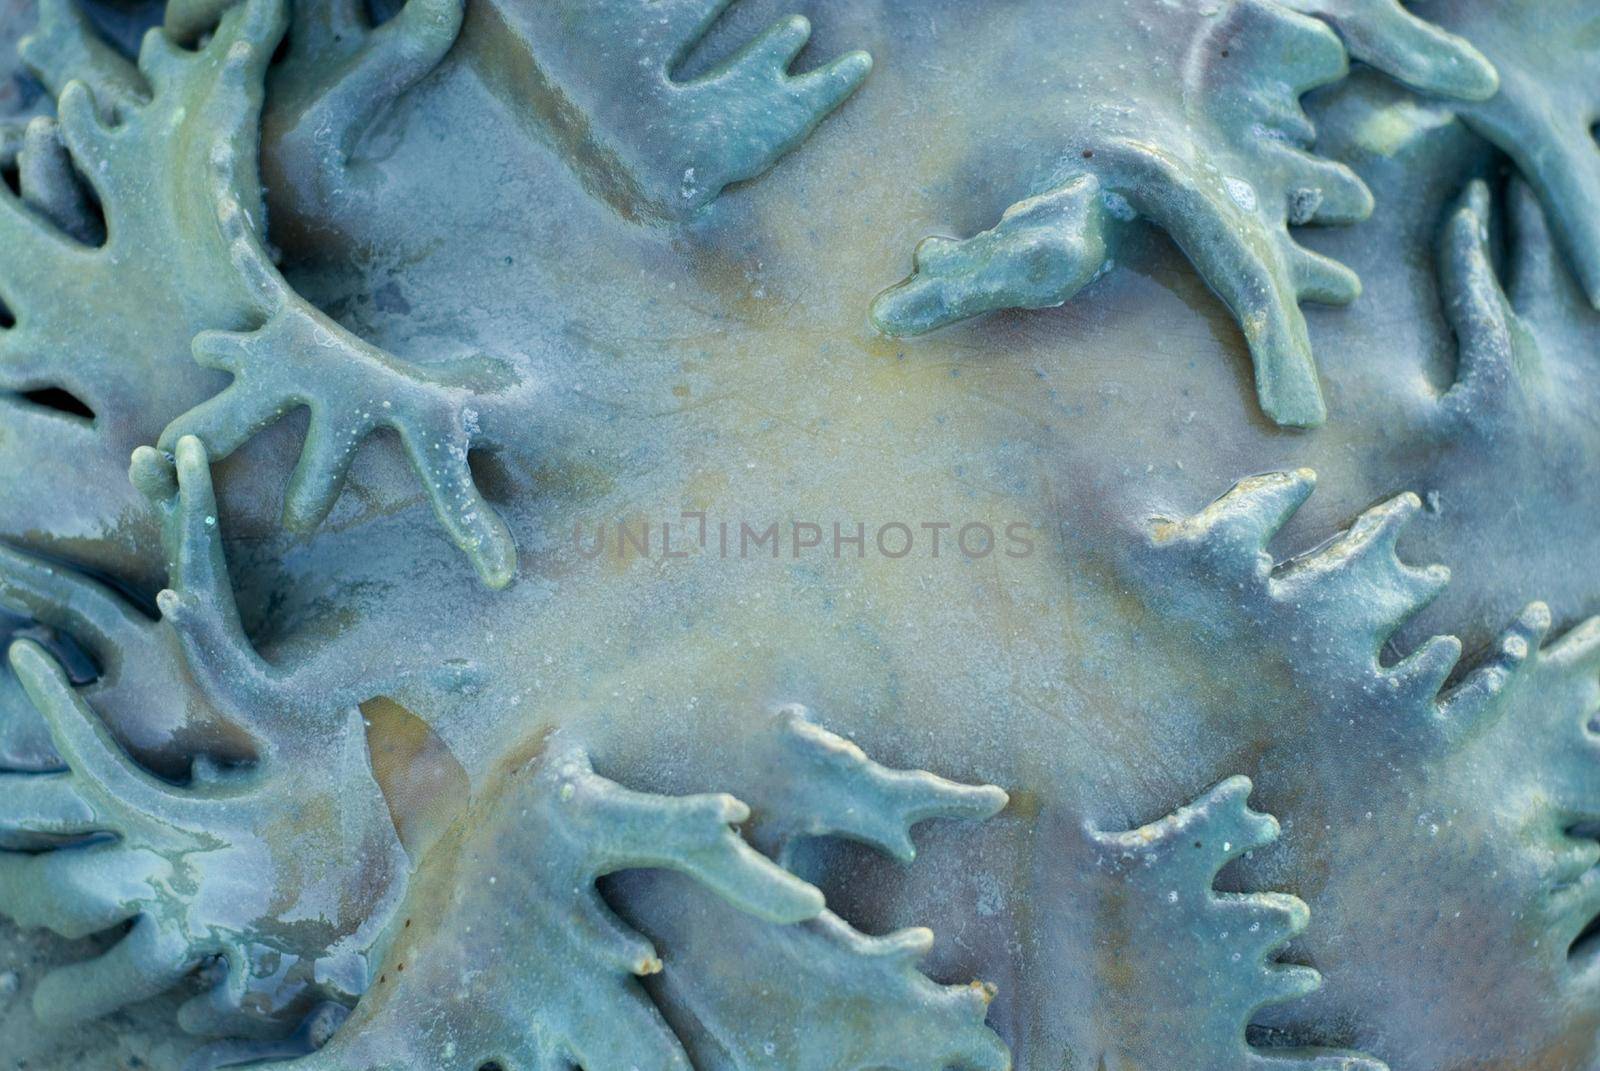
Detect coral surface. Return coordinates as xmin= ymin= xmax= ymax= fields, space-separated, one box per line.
xmin=1 ymin=0 xmax=1598 ymax=1068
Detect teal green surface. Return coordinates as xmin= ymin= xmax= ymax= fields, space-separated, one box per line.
xmin=0 ymin=1 xmax=1597 ymax=1069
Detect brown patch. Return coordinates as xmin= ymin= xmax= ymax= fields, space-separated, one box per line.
xmin=362 ymin=696 xmax=471 ymax=860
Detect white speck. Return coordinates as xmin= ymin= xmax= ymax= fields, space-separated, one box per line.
xmin=1102 ymin=191 xmax=1136 ymax=221
xmin=1224 ymin=176 xmax=1257 ymax=212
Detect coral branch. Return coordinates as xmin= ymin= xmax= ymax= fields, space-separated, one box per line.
xmin=6 ymin=0 xmax=523 ymax=586
xmin=0 ymin=547 xmax=152 ymax=681
xmin=151 ymin=0 xmax=522 ymax=588
xmin=473 ymin=0 xmax=871 ymax=218
xmin=1424 ymin=175 xmax=1600 ymax=440
xmin=873 ymin=0 xmax=1375 ymax=427
xmin=274 ymin=710 xmax=1007 ymax=1070
xmin=281 ymin=742 xmax=825 ymax=1070
xmin=1132 ymin=464 xmax=1600 ymax=1062
xmin=742 ymin=703 xmax=1009 ymax=864
xmin=1433 ymin=2 xmax=1600 ymax=309
xmin=253 ymin=0 xmax=464 ymax=243
xmin=871 ymin=175 xmax=1112 ymax=339
xmin=0 ymin=0 xmax=285 ymax=463
xmin=623 ymin=704 xmax=1010 ymax=1071
xmin=129 ymin=436 xmax=482 ymax=741
xmin=128 ymin=437 xmax=287 ymax=729
xmin=1145 ymin=469 xmax=1470 ymax=747
xmin=1085 ymin=778 xmax=1388 ymax=1070
xmin=0 ymin=541 xmax=241 ymax=776
xmin=17 ymin=115 xmax=101 ymax=245
xmin=0 ymin=637 xmax=408 ymax=1033
xmin=1435 ymin=179 xmax=1528 ymax=430
xmin=160 ymin=298 xmax=522 ymax=589
xmin=1281 ymin=0 xmax=1497 ymax=100
xmin=17 ymin=0 xmax=149 ymax=121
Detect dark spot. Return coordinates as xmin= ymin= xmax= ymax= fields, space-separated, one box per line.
xmin=14 ymin=386 xmax=95 ymax=422
xmin=1220 ymin=48 xmax=1230 ymax=57
xmin=1569 ymin=910 xmax=1600 ymax=962
xmin=1081 ymin=149 xmax=1094 ymax=159
xmin=405 ymin=918 xmax=412 ymax=928
xmin=396 ymin=963 xmax=405 ymax=972
xmin=468 ymin=449 xmax=518 ymax=505
xmin=1194 ymin=841 xmax=1203 ymax=849
xmin=373 ymin=281 xmax=411 ymax=316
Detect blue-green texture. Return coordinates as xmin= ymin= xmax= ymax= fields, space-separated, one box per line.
xmin=0 ymin=0 xmax=1597 ymax=1068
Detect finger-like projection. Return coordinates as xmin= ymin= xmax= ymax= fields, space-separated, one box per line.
xmin=873 ymin=0 xmax=1375 ymax=427
xmin=18 ymin=0 xmax=148 ymax=120
xmin=275 ymin=705 xmax=1009 ymax=1071
xmin=0 ymin=539 xmax=235 ymax=776
xmin=619 ymin=705 xmax=1011 ymax=1071
xmin=464 ymin=0 xmax=871 ymax=219
xmin=0 ymin=433 xmax=480 ymax=1037
xmin=274 ymin=746 xmax=824 ymax=1071
xmin=7 ymin=0 xmax=527 ymax=588
xmin=1129 ymin=471 xmax=1600 ymax=1070
xmin=1427 ymin=176 xmax=1600 ymax=447
xmin=1279 ymin=0 xmax=1495 ymax=101
xmin=1085 ymin=777 xmax=1386 ymax=1070
xmin=0 ymin=638 xmax=406 ymax=1035
xmin=167 ymin=0 xmax=466 ymax=253
xmin=1419 ymin=1 xmax=1600 ymax=310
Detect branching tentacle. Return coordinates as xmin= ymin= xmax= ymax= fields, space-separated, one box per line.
xmin=873 ymin=0 xmax=1376 ymax=427
xmin=127 ymin=0 xmax=527 ymax=588
xmin=17 ymin=0 xmax=149 ymax=121
xmin=622 ymin=706 xmax=1011 ymax=1071
xmin=870 ymin=175 xmax=1112 ymax=339
xmin=1144 ymin=469 xmax=1479 ymax=755
xmin=5 ymin=0 xmax=522 ymax=586
xmin=0 ymin=547 xmax=151 ymax=677
xmin=1423 ymin=167 xmax=1600 ymax=447
xmin=741 ymin=703 xmax=1009 ymax=865
xmin=254 ymin=0 xmax=464 ymax=238
xmin=1086 ymin=777 xmax=1388 ymax=1070
xmin=0 ymin=635 xmax=408 ymax=1032
xmin=7 ymin=640 xmax=203 ymax=826
xmin=1422 ymin=3 xmax=1600 ymax=309
xmin=1430 ymin=178 xmax=1549 ymax=438
xmin=468 ymin=0 xmax=871 ymax=219
xmin=281 ymin=741 xmax=826 ymax=1070
xmin=128 ymin=438 xmax=288 ymax=728
xmin=276 ymin=714 xmax=1007 ymax=1070
xmin=1128 ymin=460 xmax=1600 ymax=1063
xmin=130 ymin=436 xmax=480 ymax=741
xmin=17 ymin=115 xmax=101 ymax=245
xmin=289 ymin=0 xmax=462 ymax=170
xmin=1280 ymin=0 xmax=1497 ymax=100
